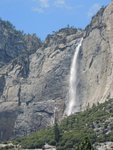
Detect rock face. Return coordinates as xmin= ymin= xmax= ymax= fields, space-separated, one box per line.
xmin=77 ymin=1 xmax=113 ymax=111
xmin=0 ymin=1 xmax=113 ymax=141
xmin=0 ymin=21 xmax=83 ymax=140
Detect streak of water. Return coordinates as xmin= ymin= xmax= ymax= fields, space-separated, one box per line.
xmin=66 ymin=38 xmax=83 ymax=116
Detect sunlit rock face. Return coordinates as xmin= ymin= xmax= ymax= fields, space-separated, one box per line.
xmin=66 ymin=2 xmax=113 ymax=115
xmin=78 ymin=2 xmax=113 ymax=110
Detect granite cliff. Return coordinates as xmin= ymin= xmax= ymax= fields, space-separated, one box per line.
xmin=0 ymin=1 xmax=113 ymax=141
xmin=78 ymin=1 xmax=113 ymax=110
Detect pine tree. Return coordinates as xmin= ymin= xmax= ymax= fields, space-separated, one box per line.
xmin=54 ymin=120 xmax=60 ymax=144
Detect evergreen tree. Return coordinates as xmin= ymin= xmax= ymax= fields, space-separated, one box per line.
xmin=54 ymin=120 xmax=60 ymax=144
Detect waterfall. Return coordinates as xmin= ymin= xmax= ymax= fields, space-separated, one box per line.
xmin=66 ymin=38 xmax=83 ymax=116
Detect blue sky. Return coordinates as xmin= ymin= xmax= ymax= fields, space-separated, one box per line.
xmin=0 ymin=0 xmax=111 ymax=40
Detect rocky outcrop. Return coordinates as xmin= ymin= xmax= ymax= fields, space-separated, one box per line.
xmin=96 ymin=142 xmax=113 ymax=150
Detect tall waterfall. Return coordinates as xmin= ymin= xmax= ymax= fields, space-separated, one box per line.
xmin=66 ymin=38 xmax=83 ymax=116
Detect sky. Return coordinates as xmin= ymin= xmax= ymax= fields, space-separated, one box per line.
xmin=0 ymin=0 xmax=111 ymax=40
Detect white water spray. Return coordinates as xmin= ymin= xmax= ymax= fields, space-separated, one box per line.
xmin=66 ymin=38 xmax=83 ymax=116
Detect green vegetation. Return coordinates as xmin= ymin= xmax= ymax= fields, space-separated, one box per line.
xmin=75 ymin=137 xmax=95 ymax=150
xmin=13 ymin=99 xmax=113 ymax=149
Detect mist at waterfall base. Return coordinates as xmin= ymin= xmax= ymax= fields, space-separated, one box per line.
xmin=66 ymin=38 xmax=83 ymax=116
